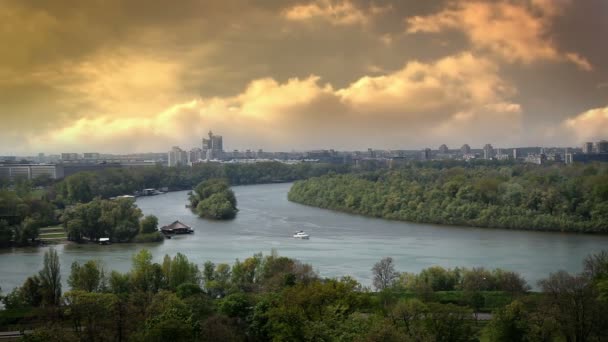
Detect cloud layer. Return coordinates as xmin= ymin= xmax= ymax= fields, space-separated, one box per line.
xmin=26 ymin=52 xmax=524 ymax=152
xmin=0 ymin=0 xmax=606 ymax=153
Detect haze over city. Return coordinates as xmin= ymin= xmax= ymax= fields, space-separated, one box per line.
xmin=1 ymin=0 xmax=607 ymax=154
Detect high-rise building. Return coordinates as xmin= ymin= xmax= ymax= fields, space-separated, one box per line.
xmin=582 ymin=142 xmax=593 ymax=154
xmin=168 ymin=146 xmax=188 ymax=167
xmin=513 ymin=148 xmax=519 ymax=159
xmin=461 ymin=144 xmax=471 ymax=155
xmin=202 ymin=131 xmax=224 ymax=160
xmin=188 ymin=148 xmax=203 ymax=164
xmin=595 ymin=140 xmax=608 ymax=153
xmin=483 ymin=144 xmax=494 ymax=160
xmin=438 ymin=144 xmax=449 ymax=154
xmin=421 ymin=148 xmax=431 ymax=160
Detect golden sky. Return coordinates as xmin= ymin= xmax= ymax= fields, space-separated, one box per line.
xmin=1 ymin=0 xmax=607 ymax=153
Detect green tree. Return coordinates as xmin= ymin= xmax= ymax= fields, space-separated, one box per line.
xmin=190 ymin=179 xmax=238 ymax=220
xmin=68 ymin=260 xmax=105 ymax=292
xmin=39 ymin=248 xmax=61 ymax=306
xmin=140 ymin=215 xmax=159 ymax=234
xmin=163 ymin=253 xmax=200 ymax=290
xmin=485 ymin=300 xmax=532 ymax=342
xmin=16 ymin=217 xmax=40 ymax=245
xmin=0 ymin=219 xmax=13 ymax=247
xmin=64 ymin=290 xmax=119 ymax=341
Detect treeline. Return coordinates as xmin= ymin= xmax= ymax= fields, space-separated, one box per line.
xmin=54 ymin=162 xmax=350 ymax=204
xmin=61 ymin=198 xmax=163 ymax=243
xmin=189 ymin=179 xmax=238 ymax=220
xmin=2 ymin=249 xmax=608 ymax=341
xmin=288 ymin=163 xmax=608 ymax=233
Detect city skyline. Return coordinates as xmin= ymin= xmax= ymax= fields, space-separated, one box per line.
xmin=1 ymin=0 xmax=607 ymax=154
xmin=2 ymin=135 xmax=607 ymax=157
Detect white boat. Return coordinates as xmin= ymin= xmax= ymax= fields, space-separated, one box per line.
xmin=293 ymin=230 xmax=310 ymax=239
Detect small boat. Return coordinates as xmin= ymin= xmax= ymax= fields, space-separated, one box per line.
xmin=293 ymin=230 xmax=310 ymax=239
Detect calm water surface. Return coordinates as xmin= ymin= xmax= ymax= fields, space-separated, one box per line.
xmin=1 ymin=183 xmax=607 ymax=291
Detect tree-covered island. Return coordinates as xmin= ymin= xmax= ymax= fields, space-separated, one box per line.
xmin=189 ymin=179 xmax=238 ymax=220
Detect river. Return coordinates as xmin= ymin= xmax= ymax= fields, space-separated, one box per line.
xmin=1 ymin=183 xmax=607 ymax=292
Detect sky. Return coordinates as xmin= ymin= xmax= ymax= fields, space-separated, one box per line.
xmin=1 ymin=0 xmax=607 ymax=154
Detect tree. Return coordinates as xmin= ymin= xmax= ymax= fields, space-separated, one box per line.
xmin=131 ymin=249 xmax=157 ymax=292
xmin=16 ymin=217 xmax=39 ymax=245
xmin=140 ymin=215 xmax=159 ymax=234
xmin=424 ymin=303 xmax=474 ymax=342
xmin=372 ymin=257 xmax=399 ymax=291
xmin=142 ymin=292 xmax=198 ymax=342
xmin=68 ymin=260 xmax=105 ymax=292
xmin=64 ymin=291 xmax=119 ymax=341
xmin=0 ymin=219 xmax=13 ymax=247
xmin=163 ymin=253 xmax=200 ymax=290
xmin=39 ymin=248 xmax=61 ymax=306
xmin=485 ymin=300 xmax=532 ymax=342
xmin=190 ymin=179 xmax=238 ymax=220
xmin=538 ymin=271 xmax=597 ymax=342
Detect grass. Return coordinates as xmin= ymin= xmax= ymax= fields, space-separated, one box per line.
xmin=29 ymin=189 xmax=46 ymax=200
xmin=39 ymin=225 xmax=67 ymax=241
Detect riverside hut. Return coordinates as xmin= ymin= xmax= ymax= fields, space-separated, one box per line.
xmin=160 ymin=220 xmax=193 ymax=234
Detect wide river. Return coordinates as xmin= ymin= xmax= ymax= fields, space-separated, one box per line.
xmin=1 ymin=183 xmax=607 ymax=292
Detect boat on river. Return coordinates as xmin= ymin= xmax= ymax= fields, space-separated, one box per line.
xmin=293 ymin=231 xmax=310 ymax=239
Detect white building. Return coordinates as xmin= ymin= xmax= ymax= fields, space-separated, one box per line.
xmin=188 ymin=148 xmax=203 ymax=164
xmin=168 ymin=146 xmax=188 ymax=167
xmin=0 ymin=164 xmax=64 ymax=180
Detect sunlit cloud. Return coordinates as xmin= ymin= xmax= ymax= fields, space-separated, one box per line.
xmin=26 ymin=52 xmax=523 ymax=152
xmin=406 ymin=0 xmax=592 ymax=70
xmin=283 ymin=0 xmax=390 ymax=26
xmin=0 ymin=0 xmax=605 ymax=153
xmin=563 ymin=106 xmax=608 ymax=143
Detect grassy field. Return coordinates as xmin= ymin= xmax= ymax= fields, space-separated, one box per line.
xmin=38 ymin=225 xmax=66 ymax=243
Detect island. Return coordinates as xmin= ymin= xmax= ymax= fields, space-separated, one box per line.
xmin=189 ymin=178 xmax=238 ymax=220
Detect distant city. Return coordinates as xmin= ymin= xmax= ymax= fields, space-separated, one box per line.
xmin=1 ymin=131 xmax=607 ymax=182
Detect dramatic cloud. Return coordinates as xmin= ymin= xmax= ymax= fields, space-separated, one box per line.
xmin=406 ymin=0 xmax=592 ymax=70
xmin=0 ymin=0 xmax=606 ymax=154
xmin=563 ymin=106 xmax=608 ymax=143
xmin=26 ymin=53 xmax=522 ymax=152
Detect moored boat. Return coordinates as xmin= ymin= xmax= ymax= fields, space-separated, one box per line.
xmin=293 ymin=230 xmax=310 ymax=239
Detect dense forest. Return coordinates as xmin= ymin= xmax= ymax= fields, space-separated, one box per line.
xmin=1 ymin=249 xmax=607 ymax=341
xmin=189 ymin=179 xmax=238 ymax=220
xmin=289 ymin=163 xmax=608 ymax=233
